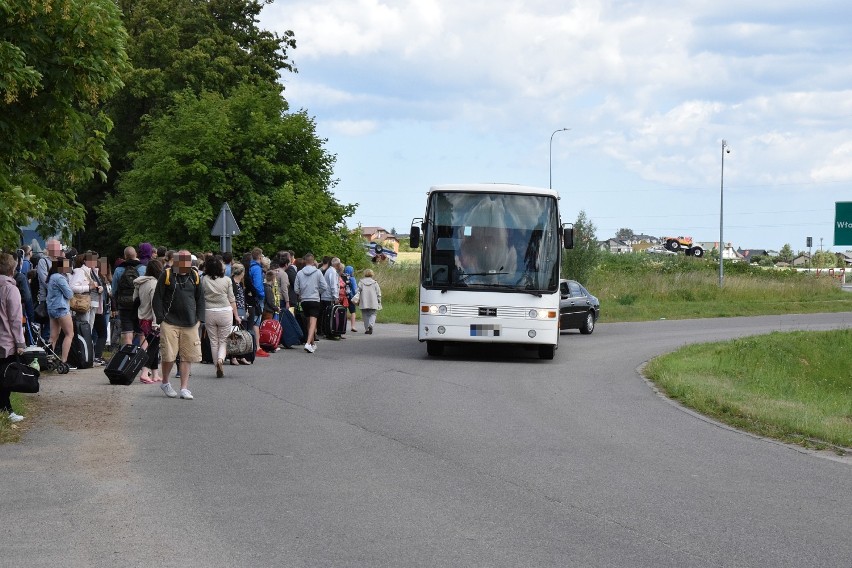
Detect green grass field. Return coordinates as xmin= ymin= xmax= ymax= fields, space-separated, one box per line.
xmin=644 ymin=330 xmax=852 ymax=449
xmin=371 ymin=253 xmax=852 ymax=324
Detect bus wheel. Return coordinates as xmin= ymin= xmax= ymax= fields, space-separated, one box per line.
xmin=538 ymin=344 xmax=555 ymax=360
xmin=426 ymin=341 xmax=444 ymax=357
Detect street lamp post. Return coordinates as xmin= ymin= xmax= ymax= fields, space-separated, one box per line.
xmin=549 ymin=128 xmax=571 ymax=189
xmin=719 ymin=139 xmax=730 ymax=288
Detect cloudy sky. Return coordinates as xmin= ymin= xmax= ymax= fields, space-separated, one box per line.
xmin=260 ymin=0 xmax=852 ymax=252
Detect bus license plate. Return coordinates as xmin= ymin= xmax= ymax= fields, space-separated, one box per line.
xmin=471 ymin=324 xmax=501 ymax=337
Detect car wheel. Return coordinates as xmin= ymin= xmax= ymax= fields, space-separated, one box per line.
xmin=579 ymin=312 xmax=595 ymax=335
xmin=426 ymin=341 xmax=444 ymax=357
xmin=538 ymin=344 xmax=555 ymax=360
xmin=667 ymin=239 xmax=680 ymax=251
xmin=692 ymin=246 xmax=704 ymax=258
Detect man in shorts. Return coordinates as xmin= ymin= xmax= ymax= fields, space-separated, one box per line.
xmin=111 ymin=246 xmax=146 ymax=345
xmin=293 ymin=253 xmax=328 ymax=353
xmin=152 ymin=250 xmax=204 ymax=400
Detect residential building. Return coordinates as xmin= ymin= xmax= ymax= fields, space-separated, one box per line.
xmin=599 ymin=239 xmax=633 ymax=254
xmin=360 ymin=226 xmax=400 ymax=253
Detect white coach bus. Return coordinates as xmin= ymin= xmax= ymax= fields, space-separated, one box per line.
xmin=410 ymin=184 xmax=573 ymax=359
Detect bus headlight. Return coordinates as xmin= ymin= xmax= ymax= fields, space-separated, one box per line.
xmin=423 ymin=305 xmax=448 ymax=315
xmin=529 ymin=309 xmax=556 ymax=320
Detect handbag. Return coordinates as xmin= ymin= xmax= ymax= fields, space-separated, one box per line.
xmin=35 ymin=300 xmax=49 ymax=323
xmin=226 ymin=326 xmax=253 ymax=357
xmin=351 ymin=292 xmax=360 ymax=306
xmin=1 ymin=360 xmax=40 ymax=393
xmin=70 ymin=293 xmax=91 ymax=314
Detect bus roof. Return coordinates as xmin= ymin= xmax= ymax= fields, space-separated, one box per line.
xmin=428 ymin=183 xmax=559 ymax=198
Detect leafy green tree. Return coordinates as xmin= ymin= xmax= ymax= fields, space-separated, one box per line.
xmin=812 ymin=251 xmax=836 ymax=268
xmin=81 ymin=0 xmax=297 ymax=255
xmin=776 ymin=243 xmax=794 ymax=263
xmin=100 ymin=84 xmax=357 ymax=257
xmin=562 ymin=210 xmax=601 ymax=285
xmin=615 ymin=227 xmax=634 ymax=241
xmin=0 ymin=0 xmax=130 ymax=248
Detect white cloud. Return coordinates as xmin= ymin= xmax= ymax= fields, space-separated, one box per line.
xmin=328 ymin=119 xmax=379 ymax=137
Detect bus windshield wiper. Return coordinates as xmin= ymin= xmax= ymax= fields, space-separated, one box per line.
xmin=457 ymin=266 xmax=507 ymax=284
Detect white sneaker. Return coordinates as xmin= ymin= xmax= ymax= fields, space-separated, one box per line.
xmin=303 ymin=343 xmax=314 ymax=353
xmin=179 ymin=388 xmax=194 ymax=400
xmin=161 ymin=383 xmax=178 ymax=398
xmin=7 ymin=412 xmax=24 ymax=423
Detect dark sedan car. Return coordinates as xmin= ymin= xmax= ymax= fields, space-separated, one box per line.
xmin=559 ymin=279 xmax=600 ymax=334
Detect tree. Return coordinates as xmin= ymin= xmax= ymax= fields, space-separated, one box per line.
xmin=80 ymin=0 xmax=297 ymax=255
xmin=562 ymin=210 xmax=601 ymax=285
xmin=812 ymin=251 xmax=836 ymax=268
xmin=615 ymin=227 xmax=634 ymax=241
xmin=0 ymin=0 xmax=130 ymax=248
xmin=100 ymin=83 xmax=358 ymax=258
xmin=777 ymin=243 xmax=794 ymax=263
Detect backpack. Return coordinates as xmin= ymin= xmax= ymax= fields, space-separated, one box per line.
xmin=116 ymin=263 xmax=140 ymax=310
xmin=341 ymin=273 xmax=354 ymax=299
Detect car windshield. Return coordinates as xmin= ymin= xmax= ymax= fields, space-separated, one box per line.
xmin=421 ymin=191 xmax=561 ymax=292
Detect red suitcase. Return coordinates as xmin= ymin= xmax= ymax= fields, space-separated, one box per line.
xmin=259 ymin=319 xmax=282 ymax=350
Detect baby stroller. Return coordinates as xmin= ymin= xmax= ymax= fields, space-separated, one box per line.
xmin=28 ymin=320 xmax=71 ymax=374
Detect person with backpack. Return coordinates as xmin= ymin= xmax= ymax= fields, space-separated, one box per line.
xmin=111 ymin=247 xmax=146 ymax=346
xmin=152 ymin=250 xmax=204 ymax=400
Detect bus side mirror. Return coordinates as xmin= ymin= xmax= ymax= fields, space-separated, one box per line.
xmin=410 ymin=226 xmax=421 ymax=249
xmin=563 ymin=227 xmax=574 ymax=249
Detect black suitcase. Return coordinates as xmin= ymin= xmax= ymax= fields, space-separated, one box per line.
xmin=58 ymin=320 xmax=94 ymax=369
xmin=329 ymin=304 xmax=347 ymax=336
xmin=145 ymin=334 xmax=160 ymax=369
xmin=104 ymin=344 xmax=148 ymax=385
xmin=200 ymin=326 xmax=213 ymax=364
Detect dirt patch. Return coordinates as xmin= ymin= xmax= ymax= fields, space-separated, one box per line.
xmin=29 ymin=367 xmax=135 ymax=479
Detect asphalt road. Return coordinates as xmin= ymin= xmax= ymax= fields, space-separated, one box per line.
xmin=2 ymin=312 xmax=851 ymax=568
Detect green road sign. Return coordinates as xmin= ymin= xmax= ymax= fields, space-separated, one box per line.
xmin=836 ymin=202 xmax=852 ymax=246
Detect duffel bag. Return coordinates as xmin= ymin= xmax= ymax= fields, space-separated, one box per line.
xmin=226 ymin=326 xmax=253 ymax=357
xmin=1 ymin=360 xmax=40 ymax=394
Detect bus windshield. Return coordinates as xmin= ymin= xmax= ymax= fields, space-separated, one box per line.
xmin=422 ymin=191 xmax=561 ymax=293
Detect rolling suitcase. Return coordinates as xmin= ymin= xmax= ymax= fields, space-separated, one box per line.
xmin=323 ymin=304 xmax=347 ymax=337
xmin=280 ymin=309 xmax=305 ymax=347
xmin=259 ymin=319 xmax=282 ymax=350
xmin=145 ymin=333 xmax=161 ymax=369
xmin=104 ymin=344 xmax=148 ymax=385
xmin=58 ymin=319 xmax=94 ymax=369
xmin=200 ymin=326 xmax=213 ymax=364
xmin=331 ymin=304 xmax=347 ymax=336
xmin=319 ymin=303 xmax=334 ymax=337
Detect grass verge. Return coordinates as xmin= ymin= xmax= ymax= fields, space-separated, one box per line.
xmin=644 ymin=329 xmax=852 ymax=450
xmin=0 ymin=393 xmax=32 ymax=444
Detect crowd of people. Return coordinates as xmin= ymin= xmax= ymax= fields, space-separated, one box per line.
xmin=0 ymin=240 xmax=383 ymax=421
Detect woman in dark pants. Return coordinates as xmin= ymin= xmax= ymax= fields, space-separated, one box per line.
xmin=0 ymin=252 xmax=27 ymax=423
